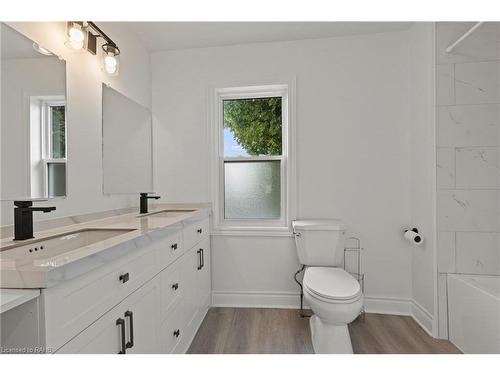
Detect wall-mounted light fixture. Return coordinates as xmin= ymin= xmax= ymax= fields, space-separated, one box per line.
xmin=65 ymin=22 xmax=86 ymax=50
xmin=65 ymin=21 xmax=120 ymax=76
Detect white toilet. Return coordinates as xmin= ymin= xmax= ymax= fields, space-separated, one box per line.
xmin=292 ymin=219 xmax=363 ymax=354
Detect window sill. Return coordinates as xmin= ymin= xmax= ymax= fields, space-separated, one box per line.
xmin=211 ymin=226 xmax=293 ymax=237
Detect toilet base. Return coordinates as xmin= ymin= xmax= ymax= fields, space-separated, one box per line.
xmin=309 ymin=314 xmax=353 ymax=354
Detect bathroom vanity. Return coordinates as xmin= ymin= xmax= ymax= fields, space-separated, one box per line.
xmin=0 ymin=204 xmax=211 ymax=354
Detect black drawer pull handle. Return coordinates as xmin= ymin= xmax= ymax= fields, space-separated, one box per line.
xmin=172 ymin=282 xmax=179 ymax=290
xmin=171 ymin=243 xmax=178 ymax=250
xmin=125 ymin=310 xmax=134 ymax=349
xmin=197 ymin=228 xmax=202 ymax=234
xmin=116 ymin=318 xmax=126 ymax=354
xmin=200 ymin=248 xmax=204 ymax=269
xmin=197 ymin=249 xmax=202 ymax=270
xmin=173 ymin=329 xmax=180 ymax=338
xmin=119 ymin=273 xmax=129 ymax=283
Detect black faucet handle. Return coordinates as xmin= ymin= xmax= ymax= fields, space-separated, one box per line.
xmin=14 ymin=201 xmax=33 ymax=208
xmin=140 ymin=192 xmax=160 ymax=199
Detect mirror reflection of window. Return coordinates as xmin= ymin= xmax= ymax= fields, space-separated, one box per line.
xmin=1 ymin=22 xmax=67 ymax=200
xmin=29 ymin=96 xmax=67 ymax=198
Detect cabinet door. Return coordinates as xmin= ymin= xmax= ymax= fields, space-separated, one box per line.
xmin=123 ymin=276 xmax=160 ymax=354
xmin=57 ymin=277 xmax=160 ymax=354
xmin=159 ymin=300 xmax=185 ymax=353
xmin=56 ymin=305 xmax=125 ymax=354
xmin=196 ymin=237 xmax=211 ymax=312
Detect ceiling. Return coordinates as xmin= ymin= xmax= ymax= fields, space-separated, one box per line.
xmin=123 ymin=22 xmax=413 ymax=52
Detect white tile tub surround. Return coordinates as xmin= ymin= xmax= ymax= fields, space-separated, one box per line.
xmin=437 ymin=190 xmax=500 ymax=232
xmin=456 ymin=232 xmax=500 ymax=275
xmin=436 ymin=64 xmax=455 ymax=105
xmin=455 ymin=147 xmax=500 ymax=189
xmin=437 ymin=232 xmax=456 ymax=273
xmin=435 ymin=21 xmax=500 ymax=339
xmin=436 ymin=148 xmax=455 ymax=189
xmin=455 ymin=61 xmax=500 ymax=105
xmin=436 ymin=22 xmax=500 ymax=65
xmin=436 ymin=105 xmax=500 ymax=148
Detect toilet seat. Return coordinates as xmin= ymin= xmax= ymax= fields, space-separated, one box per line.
xmin=304 ymin=267 xmax=361 ymax=303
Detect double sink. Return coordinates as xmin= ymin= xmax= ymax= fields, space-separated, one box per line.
xmin=0 ymin=209 xmax=195 ymax=263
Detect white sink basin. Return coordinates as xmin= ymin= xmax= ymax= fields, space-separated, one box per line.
xmin=138 ymin=209 xmax=195 ymax=218
xmin=0 ymin=228 xmax=136 ymax=261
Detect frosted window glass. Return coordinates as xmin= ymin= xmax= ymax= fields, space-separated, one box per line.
xmin=47 ymin=163 xmax=66 ymax=197
xmin=224 ymin=161 xmax=281 ymax=219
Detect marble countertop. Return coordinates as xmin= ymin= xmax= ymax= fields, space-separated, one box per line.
xmin=0 ymin=288 xmax=40 ymax=314
xmin=0 ymin=203 xmax=210 ymax=289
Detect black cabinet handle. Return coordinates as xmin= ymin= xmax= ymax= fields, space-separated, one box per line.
xmin=173 ymin=329 xmax=180 ymax=338
xmin=171 ymin=243 xmax=178 ymax=250
xmin=200 ymin=248 xmax=204 ymax=269
xmin=125 ymin=310 xmax=134 ymax=349
xmin=197 ymin=228 xmax=202 ymax=234
xmin=197 ymin=249 xmax=202 ymax=270
xmin=119 ymin=272 xmax=129 ymax=283
xmin=116 ymin=318 xmax=126 ymax=354
xmin=172 ymin=282 xmax=179 ymax=290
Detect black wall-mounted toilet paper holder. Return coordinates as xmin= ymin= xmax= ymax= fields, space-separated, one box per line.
xmin=404 ymin=228 xmax=422 ymax=244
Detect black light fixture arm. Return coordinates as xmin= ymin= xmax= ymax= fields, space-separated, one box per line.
xmin=87 ymin=22 xmax=119 ymax=52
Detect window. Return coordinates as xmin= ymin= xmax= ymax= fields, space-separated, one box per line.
xmin=212 ymin=84 xmax=293 ymax=232
xmin=42 ymin=100 xmax=66 ymax=197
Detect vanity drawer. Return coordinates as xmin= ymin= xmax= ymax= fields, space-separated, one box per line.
xmin=159 ymin=300 xmax=184 ymax=353
xmin=42 ymin=244 xmax=159 ymax=351
xmin=183 ymin=217 xmax=209 ymax=250
xmin=159 ymin=259 xmax=183 ymax=316
xmin=157 ymin=231 xmax=183 ymax=268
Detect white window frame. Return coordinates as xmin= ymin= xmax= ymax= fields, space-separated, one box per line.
xmin=211 ymin=83 xmax=295 ymax=235
xmin=41 ymin=100 xmax=66 ymax=197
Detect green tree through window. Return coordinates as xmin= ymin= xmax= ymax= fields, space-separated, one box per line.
xmin=223 ymin=97 xmax=282 ymax=156
xmin=51 ymin=105 xmax=66 ymax=158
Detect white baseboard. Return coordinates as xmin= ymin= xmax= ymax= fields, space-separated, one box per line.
xmin=212 ymin=291 xmax=436 ymax=337
xmin=363 ymin=296 xmax=412 ymax=315
xmin=410 ymin=299 xmax=434 ymax=336
xmin=212 ymin=290 xmax=302 ymax=309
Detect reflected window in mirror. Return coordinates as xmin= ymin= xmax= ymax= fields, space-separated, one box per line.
xmin=29 ymin=96 xmax=67 ymax=198
xmin=1 ymin=22 xmax=67 ymax=200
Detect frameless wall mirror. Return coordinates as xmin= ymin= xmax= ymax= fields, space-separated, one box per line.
xmin=1 ymin=22 xmax=67 ymax=200
xmin=102 ymin=84 xmax=153 ymax=194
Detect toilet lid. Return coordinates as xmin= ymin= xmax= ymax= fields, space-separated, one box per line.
xmin=304 ymin=267 xmax=361 ymax=301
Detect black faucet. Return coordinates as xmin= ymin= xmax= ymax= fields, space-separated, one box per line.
xmin=139 ymin=193 xmax=160 ymax=214
xmin=14 ymin=201 xmax=56 ymax=241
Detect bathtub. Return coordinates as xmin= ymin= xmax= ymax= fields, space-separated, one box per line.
xmin=447 ymin=274 xmax=500 ymax=353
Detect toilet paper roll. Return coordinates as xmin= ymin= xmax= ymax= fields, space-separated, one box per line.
xmin=404 ymin=230 xmax=424 ymax=246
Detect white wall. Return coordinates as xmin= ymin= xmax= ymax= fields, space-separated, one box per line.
xmin=408 ymin=23 xmax=437 ymax=334
xmin=152 ymin=31 xmax=415 ymax=308
xmin=0 ymin=22 xmax=151 ymax=225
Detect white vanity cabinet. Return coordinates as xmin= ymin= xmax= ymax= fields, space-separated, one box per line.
xmin=48 ymin=214 xmax=211 ymax=354
xmin=56 ymin=276 xmax=160 ymax=354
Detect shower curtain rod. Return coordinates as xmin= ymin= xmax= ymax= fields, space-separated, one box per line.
xmin=445 ymin=22 xmax=484 ymax=53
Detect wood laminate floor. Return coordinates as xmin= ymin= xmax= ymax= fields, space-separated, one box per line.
xmin=187 ymin=307 xmax=461 ymax=354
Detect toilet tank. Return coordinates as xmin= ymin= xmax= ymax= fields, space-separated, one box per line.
xmin=292 ymin=219 xmax=346 ymax=266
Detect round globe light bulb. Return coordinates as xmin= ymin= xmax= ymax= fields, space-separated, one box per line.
xmin=67 ymin=26 xmax=85 ymax=50
xmin=104 ymin=55 xmax=118 ymax=74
